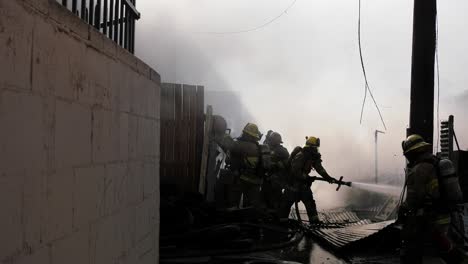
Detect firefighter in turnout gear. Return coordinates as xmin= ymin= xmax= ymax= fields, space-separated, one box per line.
xmin=279 ymin=136 xmax=338 ymax=223
xmin=263 ymin=131 xmax=290 ymax=213
xmin=215 ymin=123 xmax=269 ymax=210
xmin=399 ymin=134 xmax=463 ymax=264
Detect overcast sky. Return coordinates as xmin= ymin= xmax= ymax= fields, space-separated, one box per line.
xmin=134 ymin=0 xmax=468 ymax=200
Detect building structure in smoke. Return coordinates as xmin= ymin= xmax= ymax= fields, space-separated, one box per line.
xmin=205 ymin=90 xmax=257 ymax=136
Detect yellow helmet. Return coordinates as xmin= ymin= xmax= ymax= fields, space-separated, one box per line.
xmin=305 ymin=136 xmax=320 ymax=147
xmin=401 ymin=134 xmax=431 ymax=154
xmin=243 ymin=123 xmax=262 ymax=141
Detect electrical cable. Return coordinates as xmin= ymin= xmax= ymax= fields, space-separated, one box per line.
xmin=195 ymin=0 xmax=297 ymax=35
xmin=358 ymin=0 xmax=368 ymax=125
xmin=397 ymin=170 xmax=407 ymax=211
xmin=357 ymin=0 xmax=387 ymax=130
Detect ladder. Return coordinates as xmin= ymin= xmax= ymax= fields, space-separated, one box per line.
xmin=440 ymin=115 xmax=454 ymax=160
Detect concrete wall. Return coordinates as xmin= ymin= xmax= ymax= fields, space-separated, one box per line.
xmin=0 ymin=1 xmax=160 ymax=263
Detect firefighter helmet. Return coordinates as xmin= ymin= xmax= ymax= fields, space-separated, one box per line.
xmin=305 ymin=136 xmax=320 ymax=147
xmin=242 ymin=123 xmax=262 ymax=141
xmin=401 ymin=134 xmax=431 ymax=154
xmin=268 ymin=132 xmax=283 ymax=146
xmin=212 ymin=115 xmax=227 ymax=135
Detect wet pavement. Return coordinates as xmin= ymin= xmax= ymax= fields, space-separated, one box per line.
xmin=250 ymin=236 xmax=400 ymax=264
xmin=242 ymin=237 xmax=346 ymax=263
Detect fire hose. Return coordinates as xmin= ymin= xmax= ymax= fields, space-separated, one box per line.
xmin=307 ymin=175 xmax=352 ymax=191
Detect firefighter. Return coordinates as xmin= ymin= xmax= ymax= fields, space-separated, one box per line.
xmin=215 ymin=123 xmax=268 ymax=210
xmin=263 ymin=131 xmax=290 ymax=212
xmin=279 ymin=136 xmax=338 ymax=223
xmin=399 ymin=134 xmax=463 ymax=264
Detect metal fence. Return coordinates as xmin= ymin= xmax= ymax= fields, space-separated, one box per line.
xmin=58 ymin=0 xmax=140 ymax=53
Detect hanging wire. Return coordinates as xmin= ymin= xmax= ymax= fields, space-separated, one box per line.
xmin=358 ymin=0 xmax=368 ymax=124
xmin=194 ymin=0 xmax=297 ymax=35
xmin=357 ymin=0 xmax=387 ymax=130
xmin=435 ymin=15 xmax=441 ymax=153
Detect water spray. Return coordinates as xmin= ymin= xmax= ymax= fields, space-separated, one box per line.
xmin=350 ymin=182 xmax=403 ymax=196
xmin=308 ymin=175 xmax=402 ymax=196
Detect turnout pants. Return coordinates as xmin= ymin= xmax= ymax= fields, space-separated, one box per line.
xmin=279 ymin=185 xmax=318 ymax=222
xmin=400 ymin=215 xmax=453 ymax=264
xmin=240 ymin=180 xmax=264 ymax=210
xmin=262 ymin=179 xmax=283 ymax=212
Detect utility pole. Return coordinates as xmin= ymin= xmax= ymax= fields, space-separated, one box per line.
xmin=408 ymin=0 xmax=437 ymax=144
xmin=375 ymin=130 xmax=385 ymax=184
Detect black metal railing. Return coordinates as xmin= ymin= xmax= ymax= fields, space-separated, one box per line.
xmin=58 ymin=0 xmax=140 ymax=53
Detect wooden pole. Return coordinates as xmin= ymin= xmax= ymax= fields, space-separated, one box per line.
xmin=408 ymin=0 xmax=437 ymax=145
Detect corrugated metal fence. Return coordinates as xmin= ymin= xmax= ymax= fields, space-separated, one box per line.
xmin=160 ymin=83 xmax=205 ymax=194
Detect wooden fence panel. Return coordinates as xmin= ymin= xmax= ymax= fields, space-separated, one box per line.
xmin=195 ymin=86 xmax=205 ymax=188
xmin=187 ymin=85 xmax=198 ymax=192
xmin=181 ymin=85 xmax=190 ymax=190
xmin=167 ymin=84 xmax=176 ymax=183
xmin=160 ymin=84 xmax=173 ymax=184
xmin=174 ymin=84 xmax=183 ymax=188
xmin=160 ymin=84 xmax=169 ymax=182
xmin=160 ymin=83 xmax=205 ymax=194
xmin=160 ymin=85 xmax=167 ymax=181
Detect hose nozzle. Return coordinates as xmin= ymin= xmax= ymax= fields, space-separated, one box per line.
xmin=335 ymin=176 xmax=352 ymax=191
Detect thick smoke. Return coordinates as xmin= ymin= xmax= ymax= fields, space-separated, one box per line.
xmin=136 ymin=0 xmax=468 ymax=209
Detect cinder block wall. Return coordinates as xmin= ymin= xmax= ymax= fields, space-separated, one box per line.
xmin=0 ymin=1 xmax=160 ymax=263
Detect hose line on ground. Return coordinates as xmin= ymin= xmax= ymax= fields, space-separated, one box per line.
xmin=160 ymin=230 xmax=304 ymax=260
